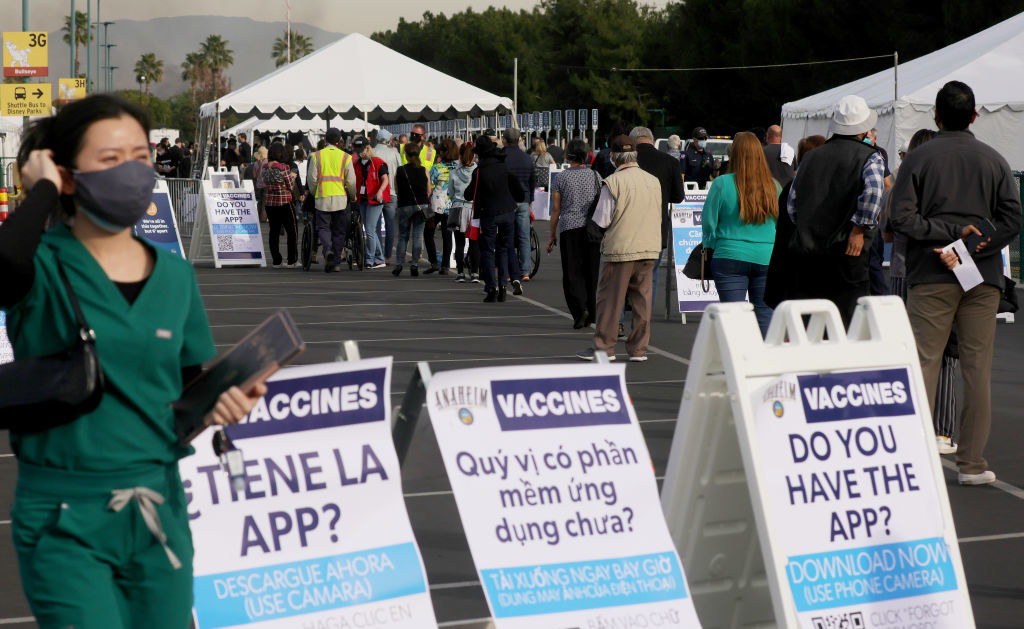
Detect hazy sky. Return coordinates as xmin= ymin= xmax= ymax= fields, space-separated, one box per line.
xmin=1 ymin=0 xmax=670 ymax=36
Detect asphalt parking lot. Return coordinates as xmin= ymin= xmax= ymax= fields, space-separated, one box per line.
xmin=2 ymin=222 xmax=1023 ymax=627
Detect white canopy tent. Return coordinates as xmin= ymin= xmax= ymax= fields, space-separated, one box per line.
xmin=221 ymin=116 xmax=376 ymax=139
xmin=199 ymin=33 xmax=513 ymax=124
xmin=782 ymin=11 xmax=1024 ymax=170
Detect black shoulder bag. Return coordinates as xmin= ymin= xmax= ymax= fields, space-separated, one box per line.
xmin=584 ymin=170 xmax=606 ymax=244
xmin=0 ymin=261 xmax=105 ymax=432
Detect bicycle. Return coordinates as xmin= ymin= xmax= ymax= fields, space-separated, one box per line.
xmin=343 ymin=205 xmax=366 ymax=271
xmin=299 ymin=206 xmax=315 ymax=271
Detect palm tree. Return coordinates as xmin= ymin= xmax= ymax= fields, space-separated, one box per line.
xmin=181 ymin=52 xmax=206 ymax=104
xmin=133 ymin=53 xmax=164 ymax=95
xmin=61 ymin=11 xmax=94 ymax=77
xmin=200 ymin=35 xmax=234 ymax=98
xmin=271 ymin=29 xmax=314 ymax=67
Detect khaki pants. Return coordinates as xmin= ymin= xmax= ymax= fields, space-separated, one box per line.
xmin=907 ymin=282 xmax=999 ymax=474
xmin=593 ymin=259 xmax=655 ymax=357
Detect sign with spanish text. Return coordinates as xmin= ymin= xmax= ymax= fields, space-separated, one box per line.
xmin=670 ymin=194 xmax=720 ymax=314
xmin=1 ymin=82 xmax=50 ymax=117
xmin=182 ymin=359 xmax=437 ymax=629
xmin=752 ymin=366 xmax=972 ymax=627
xmin=427 ymin=364 xmax=701 ymax=628
xmin=3 ymin=31 xmax=47 ymax=77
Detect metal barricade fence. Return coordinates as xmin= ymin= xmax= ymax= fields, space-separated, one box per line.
xmin=163 ymin=177 xmax=202 ymax=255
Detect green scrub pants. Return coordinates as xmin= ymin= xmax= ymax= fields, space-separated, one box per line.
xmin=12 ymin=461 xmax=193 ymax=629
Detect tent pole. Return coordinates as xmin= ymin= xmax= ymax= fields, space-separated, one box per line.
xmin=513 ymin=57 xmax=518 ymax=117
xmin=364 ymin=110 xmax=368 ymax=136
xmin=893 ymin=51 xmax=899 ymax=102
xmin=216 ymin=104 xmax=221 ymax=168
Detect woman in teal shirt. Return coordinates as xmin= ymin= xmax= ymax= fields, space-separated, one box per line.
xmin=1 ymin=95 xmax=267 ymax=628
xmin=702 ymin=131 xmax=780 ymax=336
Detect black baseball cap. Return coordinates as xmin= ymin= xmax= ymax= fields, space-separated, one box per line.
xmin=692 ymin=127 xmax=708 ymax=140
xmin=325 ymin=127 xmax=343 ymax=143
xmin=610 ymin=135 xmax=634 ymax=152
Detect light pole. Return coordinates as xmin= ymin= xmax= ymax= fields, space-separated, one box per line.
xmin=137 ymin=74 xmax=144 ymax=95
xmin=284 ymin=0 xmax=292 ymax=64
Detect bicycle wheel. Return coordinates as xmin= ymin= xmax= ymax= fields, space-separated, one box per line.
xmin=300 ymin=217 xmax=313 ymax=271
xmin=350 ymin=218 xmax=366 ymax=270
xmin=529 ymin=226 xmax=541 ymax=279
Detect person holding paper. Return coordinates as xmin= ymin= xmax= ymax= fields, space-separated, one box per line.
xmin=0 ymin=95 xmax=269 ymax=627
xmin=889 ymin=81 xmax=1023 ymax=486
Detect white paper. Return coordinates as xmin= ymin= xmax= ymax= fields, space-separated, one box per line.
xmin=942 ymin=239 xmax=984 ymax=291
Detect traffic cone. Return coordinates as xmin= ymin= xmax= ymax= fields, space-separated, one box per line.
xmin=0 ymin=188 xmax=8 ymax=224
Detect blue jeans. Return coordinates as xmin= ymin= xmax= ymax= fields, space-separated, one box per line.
xmin=377 ymin=198 xmax=397 ymax=262
xmin=395 ymin=205 xmax=425 ymax=267
xmin=480 ymin=211 xmax=518 ymax=290
xmin=711 ymin=256 xmax=772 ymax=337
xmin=513 ymin=202 xmax=532 ymax=278
xmin=360 ymin=201 xmax=385 ymax=265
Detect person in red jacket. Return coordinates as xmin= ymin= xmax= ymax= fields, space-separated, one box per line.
xmin=352 ymin=136 xmax=391 ymax=268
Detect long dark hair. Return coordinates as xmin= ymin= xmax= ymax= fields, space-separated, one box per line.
xmin=404 ymin=142 xmax=422 ymax=168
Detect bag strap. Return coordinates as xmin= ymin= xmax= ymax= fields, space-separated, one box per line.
xmin=55 ymin=261 xmax=96 ymax=344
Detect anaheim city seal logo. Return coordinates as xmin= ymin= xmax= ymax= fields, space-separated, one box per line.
xmin=773 ymin=400 xmax=785 ymax=417
xmin=432 ymin=385 xmax=489 ymax=427
xmin=458 ymin=408 xmax=474 ymax=425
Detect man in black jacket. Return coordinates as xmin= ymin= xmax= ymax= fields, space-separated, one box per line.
xmin=889 ymin=81 xmax=1022 ymax=486
xmin=502 ymin=128 xmax=536 ymax=281
xmin=465 ymin=136 xmax=526 ymax=302
xmin=762 ymin=125 xmax=794 ymax=186
xmin=632 ymin=126 xmax=684 ymax=313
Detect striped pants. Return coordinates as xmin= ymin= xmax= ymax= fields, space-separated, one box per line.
xmin=892 ymin=275 xmax=959 ymax=440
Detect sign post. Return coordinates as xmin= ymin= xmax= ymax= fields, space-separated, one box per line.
xmin=2 ymin=31 xmax=48 ymax=77
xmin=661 ymin=298 xmax=975 ymax=628
xmin=591 ymin=108 xmax=599 ymax=150
xmin=427 ymin=363 xmax=703 ymax=627
xmin=566 ymin=110 xmax=576 ymax=141
xmin=183 ymin=358 xmax=438 ymax=628
xmin=578 ymin=108 xmax=588 ymax=139
xmin=554 ymin=110 xmax=562 ymax=149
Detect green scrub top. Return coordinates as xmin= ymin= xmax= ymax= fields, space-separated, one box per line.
xmin=6 ymin=224 xmax=216 ymax=471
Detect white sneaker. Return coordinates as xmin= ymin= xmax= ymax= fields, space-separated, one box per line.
xmin=282 ymin=262 xmax=300 ymax=268
xmin=958 ymin=470 xmax=996 ymax=486
xmin=372 ymin=262 xmax=387 ymax=269
xmin=576 ymin=348 xmax=616 ymax=362
xmin=628 ymin=355 xmax=648 ymax=362
xmin=936 ymin=436 xmax=958 ymax=455
xmin=272 ymin=263 xmax=282 ymax=269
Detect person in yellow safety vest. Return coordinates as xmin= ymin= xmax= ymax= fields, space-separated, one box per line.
xmin=399 ymin=124 xmax=437 ymax=171
xmin=306 ymin=127 xmax=357 ymax=272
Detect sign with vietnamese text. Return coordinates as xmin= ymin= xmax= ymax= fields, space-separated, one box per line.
xmin=670 ymin=194 xmax=719 ymax=313
xmin=427 ymin=364 xmax=702 ymax=628
xmin=182 ymin=359 xmax=438 ymax=628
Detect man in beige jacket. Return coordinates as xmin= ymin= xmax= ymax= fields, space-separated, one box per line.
xmin=577 ymin=135 xmax=663 ymax=362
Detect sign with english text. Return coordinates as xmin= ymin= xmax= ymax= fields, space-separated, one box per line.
xmin=670 ymin=194 xmax=720 ymax=314
xmin=134 ymin=180 xmax=185 ymax=258
xmin=427 ymin=364 xmax=701 ymax=628
xmin=182 ymin=359 xmax=437 ymax=629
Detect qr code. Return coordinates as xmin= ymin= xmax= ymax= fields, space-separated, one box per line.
xmin=216 ymin=235 xmax=234 ymax=251
xmin=811 ymin=612 xmax=865 ymax=629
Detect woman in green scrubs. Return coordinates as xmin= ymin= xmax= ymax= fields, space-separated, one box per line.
xmin=0 ymin=95 xmax=268 ymax=628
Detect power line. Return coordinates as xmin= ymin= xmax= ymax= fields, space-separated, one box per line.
xmin=543 ymin=53 xmax=894 ymax=73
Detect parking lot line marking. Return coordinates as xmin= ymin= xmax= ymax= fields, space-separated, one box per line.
xmin=395 ymin=355 xmax=576 ymax=365
xmin=437 ymin=618 xmax=491 ymax=628
xmin=0 ymin=618 xmax=35 ymax=625
xmin=201 ymin=287 xmax=487 ymax=298
xmin=958 ymin=531 xmax=1024 ymax=544
xmin=0 ymin=520 xmax=9 ymax=525
xmin=0 ymin=453 xmax=12 ymax=458
xmin=209 ymin=314 xmax=557 ymax=328
xmin=515 ymin=295 xmax=690 ymax=365
xmin=214 ymin=331 xmax=584 ymax=349
xmin=940 ymin=459 xmax=1024 ymax=500
xmin=430 ymin=581 xmax=481 ymax=591
xmin=204 ymin=300 xmax=485 ymax=311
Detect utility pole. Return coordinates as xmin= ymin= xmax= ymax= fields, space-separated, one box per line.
xmin=70 ymin=0 xmax=75 ymax=79
xmin=22 ymin=0 xmax=29 ymax=131
xmin=102 ymin=22 xmax=114 ymax=91
xmin=285 ymin=0 xmax=292 ymax=64
xmin=95 ymin=0 xmax=101 ymax=90
xmin=513 ymin=57 xmax=518 ymax=123
xmin=85 ymin=0 xmax=91 ymax=93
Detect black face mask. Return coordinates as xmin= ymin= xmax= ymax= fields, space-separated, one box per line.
xmin=410 ymin=133 xmax=422 ymax=143
xmin=73 ymin=161 xmax=156 ymax=232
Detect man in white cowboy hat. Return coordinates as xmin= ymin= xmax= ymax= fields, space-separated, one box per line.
xmin=784 ymin=94 xmax=887 ymax=324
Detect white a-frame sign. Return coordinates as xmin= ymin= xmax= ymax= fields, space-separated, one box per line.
xmin=661 ymin=297 xmax=974 ymax=628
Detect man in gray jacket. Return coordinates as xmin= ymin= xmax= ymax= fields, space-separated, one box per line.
xmin=890 ymin=81 xmax=1022 ymax=486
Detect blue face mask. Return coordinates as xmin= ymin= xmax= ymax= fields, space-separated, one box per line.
xmin=698 ymin=140 xmax=708 ymax=149
xmin=863 ymin=137 xmax=873 ymax=145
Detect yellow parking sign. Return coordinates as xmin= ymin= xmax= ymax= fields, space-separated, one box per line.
xmin=3 ymin=32 xmax=48 ymax=77
xmin=1 ymin=83 xmax=51 ymax=116
xmin=58 ymin=78 xmax=87 ymax=101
